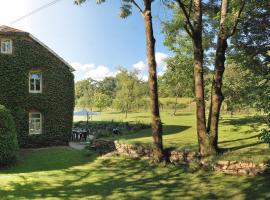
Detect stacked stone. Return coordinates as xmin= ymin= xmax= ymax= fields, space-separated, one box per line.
xmin=214 ymin=161 xmax=268 ymax=176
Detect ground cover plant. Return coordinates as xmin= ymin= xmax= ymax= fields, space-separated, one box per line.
xmin=74 ymin=121 xmax=150 ymax=138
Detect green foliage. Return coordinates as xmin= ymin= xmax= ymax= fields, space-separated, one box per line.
xmin=75 ymin=79 xmax=91 ymax=100
xmin=94 ymin=93 xmax=111 ymax=111
xmin=74 ymin=0 xmax=136 ymax=18
xmin=76 ymin=78 xmax=114 ymax=111
xmin=160 ymin=55 xmax=194 ymax=98
xmin=230 ymin=0 xmax=269 ymax=71
xmin=259 ymin=114 xmax=270 ymax=146
xmin=98 ymin=77 xmax=117 ymax=97
xmin=0 ymin=105 xmax=19 ymax=166
xmin=74 ymin=120 xmax=150 ymax=138
xmin=75 ymin=70 xmax=149 ymax=113
xmin=113 ymin=69 xmax=144 ymax=116
xmin=76 ymin=79 xmax=99 ymax=111
xmin=259 ymin=128 xmax=270 ymax=147
xmin=223 ymin=62 xmax=256 ymax=114
xmin=0 ymin=35 xmax=74 ymax=148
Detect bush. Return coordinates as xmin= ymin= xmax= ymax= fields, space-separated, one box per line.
xmin=0 ymin=105 xmax=19 ymax=166
xmin=73 ymin=121 xmax=150 ymax=138
xmin=258 ymin=128 xmax=270 ymax=145
xmin=258 ymin=115 xmax=270 ymax=146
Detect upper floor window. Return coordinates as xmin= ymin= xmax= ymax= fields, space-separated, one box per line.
xmin=29 ymin=72 xmax=42 ymax=93
xmin=29 ymin=112 xmax=42 ymax=135
xmin=1 ymin=39 xmax=12 ymax=54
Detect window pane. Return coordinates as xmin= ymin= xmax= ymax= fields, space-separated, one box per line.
xmin=36 ymin=122 xmax=41 ymax=130
xmin=1 ymin=40 xmax=12 ymax=53
xmin=30 ymin=80 xmax=35 ymax=91
xmin=31 ymin=113 xmax=41 ymax=118
xmin=36 ymin=79 xmax=40 ymax=91
xmin=29 ymin=72 xmax=42 ymax=92
xmin=29 ymin=113 xmax=42 ymax=134
xmin=31 ymin=73 xmax=41 ymax=79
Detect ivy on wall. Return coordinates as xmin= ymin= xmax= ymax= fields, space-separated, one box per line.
xmin=0 ymin=35 xmax=74 ymax=148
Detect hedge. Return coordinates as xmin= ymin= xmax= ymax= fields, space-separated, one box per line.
xmin=0 ymin=105 xmax=19 ymax=166
xmin=0 ymin=34 xmax=74 ymax=148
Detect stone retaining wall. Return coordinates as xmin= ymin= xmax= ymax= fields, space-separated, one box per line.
xmin=212 ymin=160 xmax=268 ymax=176
xmin=90 ymin=139 xmax=269 ymax=176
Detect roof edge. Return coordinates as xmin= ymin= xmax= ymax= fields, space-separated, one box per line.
xmin=29 ymin=34 xmax=75 ymax=72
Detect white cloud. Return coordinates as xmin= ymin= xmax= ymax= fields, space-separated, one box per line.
xmin=137 ymin=74 xmax=148 ymax=81
xmin=155 ymin=52 xmax=169 ymax=72
xmin=71 ymin=62 xmax=117 ymax=81
xmin=72 ymin=52 xmax=168 ymax=82
xmin=133 ymin=52 xmax=169 ymax=81
xmin=133 ymin=61 xmax=147 ymax=71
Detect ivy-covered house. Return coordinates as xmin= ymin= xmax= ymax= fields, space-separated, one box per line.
xmin=0 ymin=26 xmax=75 ymax=148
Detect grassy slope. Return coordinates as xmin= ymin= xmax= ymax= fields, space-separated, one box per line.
xmin=75 ymin=109 xmax=269 ymax=163
xmin=0 ymin=147 xmax=270 ymax=200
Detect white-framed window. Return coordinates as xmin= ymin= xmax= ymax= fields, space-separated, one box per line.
xmin=29 ymin=112 xmax=42 ymax=135
xmin=1 ymin=39 xmax=12 ymax=54
xmin=29 ymin=72 xmax=42 ymax=93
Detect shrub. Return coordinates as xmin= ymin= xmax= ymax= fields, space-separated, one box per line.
xmin=73 ymin=121 xmax=150 ymax=138
xmin=0 ymin=105 xmax=19 ymax=166
xmin=258 ymin=128 xmax=270 ymax=146
xmin=258 ymin=115 xmax=270 ymax=146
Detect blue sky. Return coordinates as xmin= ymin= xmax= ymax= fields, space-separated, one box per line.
xmin=0 ymin=0 xmax=172 ymax=81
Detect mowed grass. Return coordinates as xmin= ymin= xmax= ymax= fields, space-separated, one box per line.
xmin=0 ymin=147 xmax=270 ymax=200
xmin=74 ymin=109 xmax=270 ymax=163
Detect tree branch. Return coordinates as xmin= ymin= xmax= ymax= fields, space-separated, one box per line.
xmin=229 ymin=0 xmax=246 ymax=37
xmin=188 ymin=0 xmax=192 ymax=18
xmin=130 ymin=0 xmax=144 ymax=16
xmin=184 ymin=24 xmax=193 ymax=38
xmin=175 ymin=0 xmax=194 ymax=37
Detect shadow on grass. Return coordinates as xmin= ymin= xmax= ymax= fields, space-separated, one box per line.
xmin=131 ymin=115 xmax=150 ymax=119
xmin=219 ymin=134 xmax=260 ymax=144
xmin=221 ymin=115 xmax=265 ymax=133
xmin=0 ymin=147 xmax=94 ymax=174
xmin=1 ymin=153 xmax=270 ymax=199
xmin=225 ymin=141 xmax=265 ymax=152
xmin=110 ymin=125 xmax=191 ymax=141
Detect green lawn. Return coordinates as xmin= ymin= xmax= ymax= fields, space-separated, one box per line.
xmin=1 ymin=108 xmax=268 ymax=199
xmin=0 ymin=147 xmax=270 ymax=200
xmin=74 ymin=110 xmax=269 ymax=163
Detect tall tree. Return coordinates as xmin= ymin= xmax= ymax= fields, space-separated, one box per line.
xmin=74 ymin=0 xmax=164 ymax=161
xmin=206 ymin=0 xmax=246 ymax=150
xmin=164 ymin=0 xmax=247 ymax=155
xmin=113 ymin=69 xmax=142 ymax=118
xmin=97 ymin=77 xmax=117 ymax=98
xmin=76 ymin=78 xmax=98 ymax=120
xmin=172 ymin=0 xmax=215 ymax=155
xmin=162 ymin=55 xmax=194 ymax=115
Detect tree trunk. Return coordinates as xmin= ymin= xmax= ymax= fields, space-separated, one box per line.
xmin=90 ymin=107 xmax=93 ymax=121
xmin=207 ymin=0 xmax=229 ymax=150
xmin=173 ymin=95 xmax=178 ymax=116
xmin=173 ymin=83 xmax=180 ymax=115
xmin=192 ymin=0 xmax=217 ymax=156
xmin=143 ymin=0 xmax=164 ymax=162
xmin=86 ymin=111 xmax=89 ymax=126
